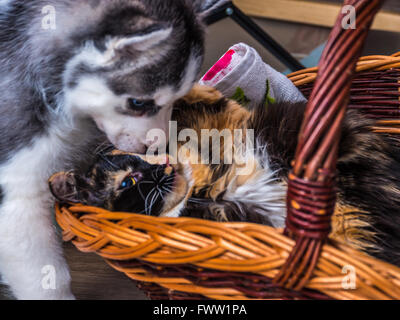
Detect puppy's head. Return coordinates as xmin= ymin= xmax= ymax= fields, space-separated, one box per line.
xmin=62 ymin=0 xmax=227 ymax=153
xmin=49 ymin=152 xmax=192 ymax=217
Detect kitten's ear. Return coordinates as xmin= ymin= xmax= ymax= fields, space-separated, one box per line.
xmin=111 ymin=26 xmax=172 ymax=54
xmin=192 ymin=0 xmax=229 ymax=18
xmin=48 ymin=172 xmax=81 ymax=204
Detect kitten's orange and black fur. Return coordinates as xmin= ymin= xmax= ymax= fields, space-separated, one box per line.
xmin=50 ymin=85 xmax=400 ymax=266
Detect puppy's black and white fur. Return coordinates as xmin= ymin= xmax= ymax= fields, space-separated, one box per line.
xmin=0 ymin=0 xmax=226 ymax=299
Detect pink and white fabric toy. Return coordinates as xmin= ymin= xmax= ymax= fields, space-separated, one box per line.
xmin=200 ymin=43 xmax=306 ymax=109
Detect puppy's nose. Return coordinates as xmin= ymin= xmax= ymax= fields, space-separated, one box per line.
xmin=127 ymin=144 xmax=147 ymax=155
xmin=115 ymin=134 xmax=149 ymax=154
xmin=146 ymin=136 xmax=159 ymax=146
xmin=146 ymin=136 xmax=167 ymax=154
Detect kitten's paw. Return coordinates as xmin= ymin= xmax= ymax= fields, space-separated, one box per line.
xmin=209 ymin=204 xmax=229 ymax=222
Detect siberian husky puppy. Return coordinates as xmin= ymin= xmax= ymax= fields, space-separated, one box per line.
xmin=0 ymin=0 xmax=224 ymax=299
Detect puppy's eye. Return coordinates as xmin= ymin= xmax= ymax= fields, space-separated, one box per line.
xmin=120 ymin=176 xmax=137 ymax=189
xmin=128 ymin=99 xmax=145 ymax=108
xmin=124 ymin=99 xmax=160 ymax=117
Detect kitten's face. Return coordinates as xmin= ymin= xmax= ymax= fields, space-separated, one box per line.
xmin=49 ymin=152 xmax=192 ymax=217
xmin=62 ymin=0 xmax=206 ymax=153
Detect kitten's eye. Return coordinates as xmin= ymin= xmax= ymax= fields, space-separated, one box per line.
xmin=128 ymin=98 xmax=146 ymax=109
xmin=120 ymin=176 xmax=137 ymax=189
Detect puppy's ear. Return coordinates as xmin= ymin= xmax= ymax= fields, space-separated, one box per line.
xmin=48 ymin=172 xmax=81 ymax=204
xmin=111 ymin=25 xmax=172 ymax=55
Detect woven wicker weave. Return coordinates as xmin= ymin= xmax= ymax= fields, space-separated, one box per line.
xmin=56 ymin=204 xmax=400 ymax=300
xmin=56 ymin=0 xmax=400 ymax=300
xmin=288 ymin=54 xmax=400 ymax=133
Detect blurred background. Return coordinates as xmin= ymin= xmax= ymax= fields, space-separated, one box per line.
xmin=203 ymin=0 xmax=400 ymax=74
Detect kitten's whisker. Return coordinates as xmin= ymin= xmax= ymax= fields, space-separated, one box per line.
xmin=137 ymin=185 xmax=147 ymax=201
xmin=156 ymin=187 xmax=164 ymax=200
xmin=156 ymin=166 xmax=163 ymax=179
xmin=57 ymin=192 xmax=78 ymax=199
xmin=137 ymin=181 xmax=155 ymax=201
xmin=144 ymin=188 xmax=156 ymax=215
xmin=94 ymin=141 xmax=113 ymax=156
xmin=99 ymin=154 xmax=120 ymax=170
xmin=162 ymin=186 xmax=173 ymax=193
xmin=147 ymin=192 xmax=157 ymax=216
xmin=151 ymin=170 xmax=158 ymax=182
xmin=188 ymin=198 xmax=210 ymax=205
xmin=164 ymin=182 xmax=174 ymax=188
xmin=148 ymin=191 xmax=159 ymax=214
xmin=159 ymin=172 xmax=175 ymax=184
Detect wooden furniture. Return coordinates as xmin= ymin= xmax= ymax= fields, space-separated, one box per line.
xmin=234 ymin=0 xmax=400 ymax=33
xmin=206 ymin=1 xmax=305 ymax=71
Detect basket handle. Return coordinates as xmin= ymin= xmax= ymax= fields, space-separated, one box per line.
xmin=273 ymin=0 xmax=385 ymax=290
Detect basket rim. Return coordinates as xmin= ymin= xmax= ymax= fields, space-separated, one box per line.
xmin=287 ymin=51 xmax=400 ymax=86
xmin=56 ymin=203 xmax=400 ymax=300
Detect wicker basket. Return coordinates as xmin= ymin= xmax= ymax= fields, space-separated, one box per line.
xmin=288 ymin=52 xmax=400 ymax=134
xmin=56 ymin=0 xmax=400 ymax=300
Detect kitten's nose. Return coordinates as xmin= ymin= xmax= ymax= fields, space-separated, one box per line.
xmin=164 ymin=157 xmax=173 ymax=176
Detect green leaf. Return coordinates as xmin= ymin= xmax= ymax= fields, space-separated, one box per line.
xmin=231 ymin=87 xmax=251 ymax=107
xmin=264 ymin=79 xmax=276 ymax=107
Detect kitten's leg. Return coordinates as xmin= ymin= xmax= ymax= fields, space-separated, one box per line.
xmin=0 ymin=138 xmax=74 ymax=300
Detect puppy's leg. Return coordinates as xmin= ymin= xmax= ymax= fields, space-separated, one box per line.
xmin=0 ymin=193 xmax=73 ymax=299
xmin=0 ymin=136 xmax=74 ymax=300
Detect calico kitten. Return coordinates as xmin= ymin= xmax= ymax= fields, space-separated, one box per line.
xmin=50 ymin=85 xmax=400 ymax=266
